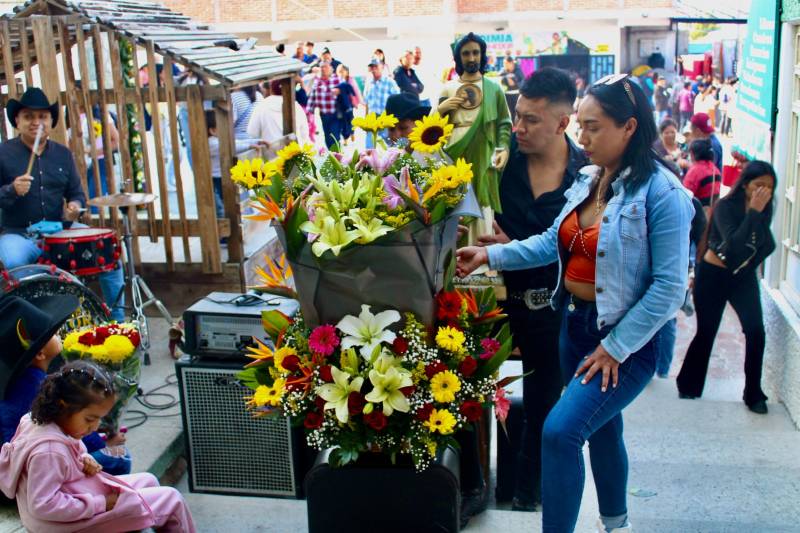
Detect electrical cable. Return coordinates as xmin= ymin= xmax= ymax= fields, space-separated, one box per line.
xmin=122 ymin=373 xmax=181 ymax=430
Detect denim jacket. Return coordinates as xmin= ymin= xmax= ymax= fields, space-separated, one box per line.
xmin=487 ymin=163 xmax=694 ymax=362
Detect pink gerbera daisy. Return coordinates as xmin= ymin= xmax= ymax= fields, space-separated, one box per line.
xmin=479 ymin=338 xmax=501 ymax=360
xmin=308 ymin=324 xmax=340 ymax=356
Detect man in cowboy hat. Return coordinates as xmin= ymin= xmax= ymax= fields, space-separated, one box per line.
xmin=0 ymin=87 xmax=125 ymax=321
xmin=0 ymin=294 xmax=79 ymax=444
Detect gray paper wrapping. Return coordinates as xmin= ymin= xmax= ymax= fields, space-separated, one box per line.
xmin=275 ymin=187 xmax=481 ymax=329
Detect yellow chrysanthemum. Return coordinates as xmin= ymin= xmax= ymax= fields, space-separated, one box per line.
xmin=63 ymin=331 xmax=82 ymax=352
xmin=424 ymin=408 xmax=457 ymax=435
xmin=430 ymin=370 xmax=461 ymax=403
xmin=408 ymin=113 xmax=453 ymax=153
xmin=435 ymin=326 xmax=465 ymax=352
xmin=273 ymin=346 xmax=299 ymax=373
xmin=230 ymin=158 xmax=275 ymax=190
xmin=248 ymin=378 xmax=286 ymax=408
xmin=94 ymin=335 xmax=135 ymax=364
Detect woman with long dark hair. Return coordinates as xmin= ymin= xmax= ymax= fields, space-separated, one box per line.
xmin=456 ymin=74 xmax=693 ymax=532
xmin=677 ymin=160 xmax=777 ymax=414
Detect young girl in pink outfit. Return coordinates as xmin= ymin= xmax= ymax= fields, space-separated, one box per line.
xmin=0 ymin=361 xmax=196 ymax=533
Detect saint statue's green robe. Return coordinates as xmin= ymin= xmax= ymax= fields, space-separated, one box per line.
xmin=443 ymin=77 xmax=512 ymax=213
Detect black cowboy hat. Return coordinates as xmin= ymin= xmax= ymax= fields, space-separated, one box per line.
xmin=385 ymin=92 xmax=431 ymax=122
xmin=0 ymin=294 xmax=79 ymax=399
xmin=6 ymin=87 xmax=59 ymax=129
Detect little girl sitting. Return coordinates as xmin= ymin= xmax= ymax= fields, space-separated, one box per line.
xmin=0 ymin=361 xmax=196 ymax=532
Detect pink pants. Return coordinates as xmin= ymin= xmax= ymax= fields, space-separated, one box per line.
xmin=122 ymin=473 xmax=196 ymax=533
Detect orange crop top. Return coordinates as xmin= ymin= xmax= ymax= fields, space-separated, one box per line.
xmin=558 ymin=210 xmax=599 ymax=284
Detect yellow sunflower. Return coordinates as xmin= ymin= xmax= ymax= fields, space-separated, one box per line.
xmin=277 ymin=141 xmax=314 ymax=162
xmin=423 ymin=408 xmax=457 ymax=435
xmin=408 ymin=113 xmax=453 ymax=153
xmin=352 ymin=112 xmax=380 ymax=133
xmin=377 ymin=112 xmax=398 ymax=130
xmin=230 ymin=158 xmax=274 ymax=190
xmin=435 ymin=326 xmax=465 ymax=352
xmin=247 ymin=378 xmax=286 ymax=408
xmin=430 ymin=370 xmax=461 ymax=403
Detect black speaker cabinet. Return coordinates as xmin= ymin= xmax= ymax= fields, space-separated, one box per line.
xmin=175 ymin=356 xmax=313 ymax=498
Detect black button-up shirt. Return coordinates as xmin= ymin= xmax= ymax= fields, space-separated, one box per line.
xmin=0 ymin=137 xmax=85 ymax=231
xmin=495 ymin=134 xmax=587 ymax=293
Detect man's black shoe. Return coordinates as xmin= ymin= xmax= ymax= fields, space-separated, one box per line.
xmin=747 ymin=400 xmax=768 ymax=414
xmin=511 ymin=497 xmax=540 ymax=512
xmin=460 ymin=486 xmax=489 ymax=529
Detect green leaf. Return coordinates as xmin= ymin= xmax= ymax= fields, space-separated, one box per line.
xmin=282 ymin=204 xmax=309 ymax=260
xmin=443 ymin=250 xmax=456 ymax=293
xmin=261 ymin=310 xmax=291 ymax=342
xmin=236 ymin=367 xmax=264 ymax=390
xmin=262 ymin=172 xmax=286 ymax=207
xmin=428 ymin=200 xmax=447 ymax=225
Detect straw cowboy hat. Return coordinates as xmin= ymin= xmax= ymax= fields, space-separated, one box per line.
xmin=6 ymin=87 xmax=59 ymax=129
xmin=0 ymin=294 xmax=78 ymax=399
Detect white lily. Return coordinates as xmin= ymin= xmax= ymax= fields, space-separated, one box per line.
xmin=316 ymin=366 xmax=364 ymax=423
xmin=300 ymin=215 xmax=359 ymax=257
xmin=364 ymin=365 xmax=413 ymax=416
xmin=336 ymin=304 xmax=400 ymax=359
xmin=349 ymin=210 xmax=393 ymax=244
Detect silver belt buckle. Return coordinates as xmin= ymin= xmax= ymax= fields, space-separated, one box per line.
xmin=524 ymin=288 xmax=550 ymax=311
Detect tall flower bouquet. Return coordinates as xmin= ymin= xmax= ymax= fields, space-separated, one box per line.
xmin=231 ymin=113 xmax=479 ymax=329
xmin=238 ymin=287 xmax=513 ymax=471
xmin=62 ymin=323 xmax=142 ymax=429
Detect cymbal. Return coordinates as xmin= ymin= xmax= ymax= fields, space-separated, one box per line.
xmin=87 ymin=192 xmax=157 ymax=208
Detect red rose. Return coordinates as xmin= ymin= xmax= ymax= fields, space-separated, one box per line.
xmin=436 ymin=291 xmax=463 ymax=321
xmin=392 ymin=336 xmax=409 ymax=354
xmin=424 ymin=361 xmax=448 ymax=379
xmin=78 ymin=331 xmax=96 ymax=345
xmin=416 ymin=402 xmax=434 ymax=421
xmin=459 ymin=356 xmax=477 ymax=377
xmin=94 ymin=326 xmax=111 ymax=343
xmin=347 ymin=392 xmax=366 ymax=416
xmin=304 ymin=411 xmax=324 ymax=429
xmin=315 ymin=396 xmax=326 ymax=410
xmin=319 ymin=365 xmax=333 ymax=382
xmin=364 ymin=411 xmax=388 ymax=431
xmin=459 ymin=400 xmax=483 ymax=422
xmin=127 ymin=330 xmax=141 ymax=348
xmin=281 ymin=355 xmax=301 ymax=373
xmin=399 ymin=386 xmax=415 ymax=396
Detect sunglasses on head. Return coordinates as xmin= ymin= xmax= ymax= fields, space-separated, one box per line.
xmin=594 ymin=74 xmax=636 ymax=106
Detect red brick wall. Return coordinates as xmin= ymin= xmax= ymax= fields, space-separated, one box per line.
xmin=514 ymin=0 xmax=563 ymax=9
xmin=276 ymin=0 xmax=328 ymax=20
xmin=333 ymin=0 xmax=389 ymax=18
xmin=457 ymin=0 xmax=509 ymax=13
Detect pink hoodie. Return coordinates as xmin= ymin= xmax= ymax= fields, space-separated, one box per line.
xmin=0 ymin=414 xmax=157 ymax=533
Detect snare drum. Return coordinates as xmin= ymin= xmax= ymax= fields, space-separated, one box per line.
xmin=42 ymin=228 xmax=121 ymax=276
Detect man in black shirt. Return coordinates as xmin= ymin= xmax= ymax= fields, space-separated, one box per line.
xmin=0 ymin=87 xmax=125 ymax=321
xmin=393 ymin=50 xmax=425 ymax=97
xmin=477 ymin=68 xmax=587 ymax=511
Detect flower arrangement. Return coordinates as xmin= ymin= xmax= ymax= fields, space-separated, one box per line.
xmin=238 ymin=287 xmax=515 ymax=471
xmin=62 ymin=323 xmax=142 ymax=428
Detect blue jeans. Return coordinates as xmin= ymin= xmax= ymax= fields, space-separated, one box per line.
xmin=320 ymin=112 xmax=342 ymax=149
xmin=87 ymin=160 xmax=109 ymax=215
xmin=0 ymin=228 xmax=125 ymax=322
xmin=178 ymin=106 xmax=193 ymax=169
xmin=655 ymin=317 xmax=677 ymax=377
xmin=541 ymin=299 xmax=657 ymax=532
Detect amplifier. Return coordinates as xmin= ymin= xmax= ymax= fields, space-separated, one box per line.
xmin=181 ymin=292 xmax=299 ymax=359
xmin=175 ymin=357 xmax=314 ymax=497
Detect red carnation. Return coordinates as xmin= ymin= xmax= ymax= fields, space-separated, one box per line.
xmin=304 ymin=411 xmax=324 ymax=429
xmin=94 ymin=326 xmax=111 ymax=343
xmin=425 ymin=361 xmax=448 ymax=379
xmin=459 ymin=356 xmax=478 ymax=377
xmin=416 ymin=402 xmax=434 ymax=421
xmin=436 ymin=291 xmax=463 ymax=321
xmin=399 ymin=385 xmax=416 ymax=396
xmin=127 ymin=330 xmax=141 ymax=348
xmin=319 ymin=365 xmax=334 ymax=382
xmin=459 ymin=400 xmax=483 ymax=422
xmin=281 ymin=354 xmax=301 ymax=373
xmin=78 ymin=331 xmax=96 ymax=346
xmin=347 ymin=392 xmax=366 ymax=416
xmin=392 ymin=336 xmax=409 ymax=354
xmin=364 ymin=411 xmax=388 ymax=431
xmin=315 ymin=396 xmax=326 ymax=410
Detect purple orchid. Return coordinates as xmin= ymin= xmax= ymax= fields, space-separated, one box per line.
xmin=381 ymin=167 xmax=420 ymax=210
xmin=356 ymin=148 xmax=402 ymax=177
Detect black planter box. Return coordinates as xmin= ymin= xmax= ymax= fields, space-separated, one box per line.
xmin=305 ymin=447 xmax=461 ymax=533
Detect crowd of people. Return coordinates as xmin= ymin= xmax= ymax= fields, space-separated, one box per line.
xmin=0 ymin=34 xmax=778 ymax=533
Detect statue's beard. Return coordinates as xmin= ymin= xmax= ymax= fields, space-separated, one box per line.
xmin=463 ymin=62 xmax=480 ymax=74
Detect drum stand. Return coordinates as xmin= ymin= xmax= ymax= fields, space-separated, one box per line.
xmin=112 ymin=212 xmax=172 ymax=365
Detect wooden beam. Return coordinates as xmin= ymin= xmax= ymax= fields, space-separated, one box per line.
xmin=186 ymin=84 xmax=221 ymax=274
xmin=281 ymin=76 xmax=296 ymax=138
xmin=145 ymin=40 xmax=174 ymax=270
xmin=0 ymin=21 xmax=19 ymax=101
xmin=134 ymin=217 xmax=231 ymax=238
xmin=31 ymin=17 xmax=66 ymax=144
xmin=162 ymin=55 xmax=192 ymax=263
xmin=56 ymin=18 xmax=88 ymax=199
xmin=213 ymin=95 xmax=244 ymax=262
xmin=17 ymin=21 xmax=33 ymax=88
xmin=91 ymin=26 xmax=119 ymax=230
xmin=0 ymin=85 xmax=227 ymax=106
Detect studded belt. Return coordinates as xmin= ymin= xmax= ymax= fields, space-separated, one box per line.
xmin=509 ymin=288 xmax=553 ymax=311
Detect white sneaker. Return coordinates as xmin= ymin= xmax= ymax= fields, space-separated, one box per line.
xmin=596 ymin=519 xmax=632 ymax=532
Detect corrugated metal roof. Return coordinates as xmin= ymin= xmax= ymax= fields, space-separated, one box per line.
xmin=670 ymin=0 xmax=749 ymax=23
xmin=3 ymin=0 xmax=304 ymax=86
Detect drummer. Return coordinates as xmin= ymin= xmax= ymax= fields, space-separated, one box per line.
xmin=0 ymin=87 xmax=125 ymax=321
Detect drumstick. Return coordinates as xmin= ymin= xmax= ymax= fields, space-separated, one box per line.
xmin=25 ymin=124 xmax=44 ymax=175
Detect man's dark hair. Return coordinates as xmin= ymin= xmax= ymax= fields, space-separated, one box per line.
xmin=305 ymin=41 xmax=314 ymax=47
xmin=276 ymin=43 xmax=285 ymax=54
xmin=452 ymin=32 xmax=487 ymax=76
xmin=519 ymin=67 xmax=576 ymax=108
xmin=205 ymin=109 xmax=216 ymax=135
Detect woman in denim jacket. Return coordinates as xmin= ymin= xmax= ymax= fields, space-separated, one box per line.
xmin=457 ymin=75 xmax=694 ymax=533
